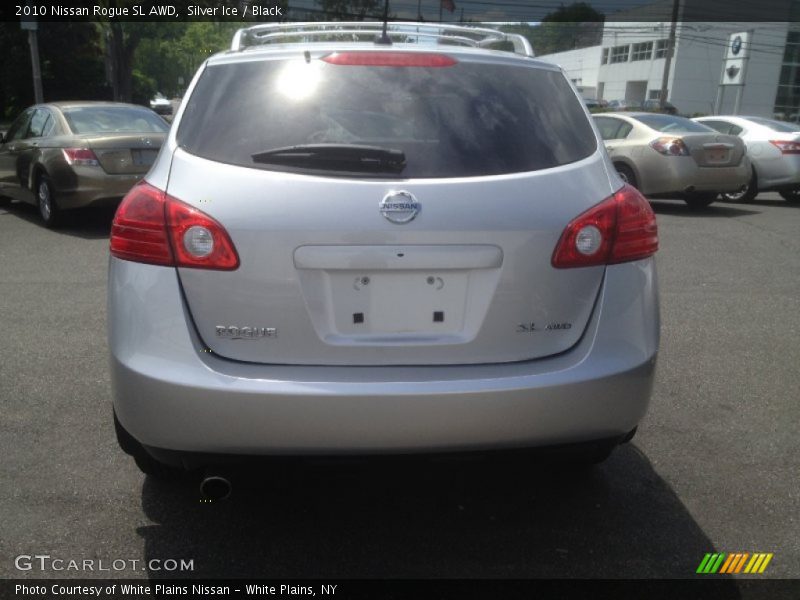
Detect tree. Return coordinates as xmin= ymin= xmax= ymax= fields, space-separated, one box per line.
xmin=134 ymin=23 xmax=241 ymax=99
xmin=315 ymin=0 xmax=382 ymax=20
xmin=498 ymin=3 xmax=604 ymax=57
xmin=0 ymin=23 xmax=109 ymax=119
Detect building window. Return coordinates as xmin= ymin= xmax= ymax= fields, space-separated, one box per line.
xmin=775 ymin=29 xmax=800 ymax=121
xmin=648 ymin=89 xmax=665 ymax=100
xmin=655 ymin=39 xmax=669 ymax=59
xmin=631 ymin=41 xmax=653 ymax=61
xmin=610 ymin=45 xmax=630 ymax=64
xmin=601 ymin=48 xmax=609 ymax=64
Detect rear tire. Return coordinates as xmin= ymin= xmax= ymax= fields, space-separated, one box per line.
xmin=114 ymin=412 xmax=186 ymax=480
xmin=684 ymin=192 xmax=717 ymax=209
xmin=721 ymin=167 xmax=758 ymax=203
xmin=779 ymin=188 xmax=800 ymax=203
xmin=36 ymin=174 xmax=62 ymax=228
xmin=614 ymin=163 xmax=638 ymax=189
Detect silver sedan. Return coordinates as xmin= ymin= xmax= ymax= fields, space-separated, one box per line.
xmin=693 ymin=115 xmax=800 ymax=203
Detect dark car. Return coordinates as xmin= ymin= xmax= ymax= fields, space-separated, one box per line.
xmin=642 ymin=99 xmax=679 ymax=114
xmin=0 ymin=101 xmax=168 ymax=227
xmin=584 ymin=98 xmax=608 ymax=109
xmin=607 ymin=99 xmax=642 ymax=111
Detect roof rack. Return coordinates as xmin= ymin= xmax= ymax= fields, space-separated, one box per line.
xmin=230 ymin=22 xmax=534 ymax=57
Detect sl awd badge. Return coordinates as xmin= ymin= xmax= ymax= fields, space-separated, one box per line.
xmin=380 ymin=191 xmax=420 ymax=224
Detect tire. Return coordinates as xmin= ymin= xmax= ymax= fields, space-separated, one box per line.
xmin=36 ymin=174 xmax=62 ymax=228
xmin=684 ymin=192 xmax=717 ymax=209
xmin=114 ymin=412 xmax=186 ymax=480
xmin=778 ymin=188 xmax=800 ymax=203
xmin=614 ymin=163 xmax=638 ymax=189
xmin=721 ymin=167 xmax=758 ymax=203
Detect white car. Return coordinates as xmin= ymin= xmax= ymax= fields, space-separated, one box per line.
xmin=693 ymin=116 xmax=800 ymax=202
xmin=149 ymin=94 xmax=173 ymax=116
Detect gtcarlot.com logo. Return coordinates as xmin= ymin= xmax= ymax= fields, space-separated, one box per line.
xmin=14 ymin=554 xmax=194 ymax=572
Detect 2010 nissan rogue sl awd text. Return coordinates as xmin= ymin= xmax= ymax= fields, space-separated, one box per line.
xmin=108 ymin=23 xmax=660 ymax=488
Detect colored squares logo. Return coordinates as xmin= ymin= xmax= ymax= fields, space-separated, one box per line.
xmin=696 ymin=553 xmax=773 ymax=574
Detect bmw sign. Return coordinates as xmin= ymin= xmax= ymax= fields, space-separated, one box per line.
xmin=731 ymin=35 xmax=742 ymax=56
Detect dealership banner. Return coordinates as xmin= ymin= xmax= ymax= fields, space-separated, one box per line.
xmin=4 ymin=579 xmax=800 ymax=600
xmin=3 ymin=0 xmax=800 ymax=22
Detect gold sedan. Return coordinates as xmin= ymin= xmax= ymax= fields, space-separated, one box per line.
xmin=0 ymin=101 xmax=168 ymax=227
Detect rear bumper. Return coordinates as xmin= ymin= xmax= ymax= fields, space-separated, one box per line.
xmin=642 ymin=157 xmax=750 ymax=195
xmin=109 ymin=257 xmax=659 ymax=456
xmin=52 ymin=165 xmax=144 ymax=209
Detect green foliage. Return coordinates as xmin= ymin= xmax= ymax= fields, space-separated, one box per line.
xmin=0 ymin=25 xmax=33 ymax=118
xmin=315 ymin=0 xmax=382 ymax=20
xmin=132 ymin=70 xmax=158 ymax=106
xmin=0 ymin=23 xmax=109 ymax=118
xmin=497 ymin=3 xmax=604 ymax=57
xmin=134 ymin=23 xmax=241 ymax=98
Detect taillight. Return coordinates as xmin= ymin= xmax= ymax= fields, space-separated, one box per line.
xmin=322 ymin=52 xmax=457 ymax=67
xmin=650 ymin=137 xmax=689 ymax=156
xmin=110 ymin=181 xmax=239 ymax=270
xmin=769 ymin=140 xmax=800 ymax=154
xmin=552 ymin=184 xmax=658 ymax=268
xmin=166 ymin=196 xmax=239 ymax=269
xmin=62 ymin=148 xmax=100 ymax=166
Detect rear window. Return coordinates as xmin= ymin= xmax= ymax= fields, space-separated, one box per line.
xmin=632 ymin=114 xmax=713 ymax=133
xmin=177 ymin=56 xmax=597 ymax=178
xmin=63 ymin=106 xmax=169 ymax=135
xmin=745 ymin=117 xmax=799 ymax=132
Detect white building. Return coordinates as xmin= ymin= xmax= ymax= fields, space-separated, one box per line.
xmin=538 ymin=21 xmax=799 ymax=118
xmin=535 ymin=46 xmax=604 ymax=98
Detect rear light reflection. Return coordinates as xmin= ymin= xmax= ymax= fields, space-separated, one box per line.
xmin=650 ymin=137 xmax=689 ymax=156
xmin=110 ymin=181 xmax=239 ymax=270
xmin=552 ymin=184 xmax=658 ymax=268
xmin=769 ymin=140 xmax=800 ymax=154
xmin=62 ymin=148 xmax=100 ymax=166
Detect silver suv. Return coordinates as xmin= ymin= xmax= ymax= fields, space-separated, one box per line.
xmin=109 ymin=23 xmax=659 ymax=487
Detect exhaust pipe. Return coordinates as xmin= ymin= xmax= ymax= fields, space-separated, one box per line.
xmin=200 ymin=471 xmax=232 ymax=501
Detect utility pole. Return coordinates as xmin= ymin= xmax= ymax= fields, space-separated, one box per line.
xmin=659 ymin=0 xmax=680 ymax=110
xmin=21 ymin=14 xmax=43 ymax=104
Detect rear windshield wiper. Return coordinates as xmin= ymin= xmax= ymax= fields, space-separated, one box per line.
xmin=252 ymin=144 xmax=406 ymax=174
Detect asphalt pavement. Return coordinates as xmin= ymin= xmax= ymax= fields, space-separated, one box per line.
xmin=0 ymin=194 xmax=798 ymax=590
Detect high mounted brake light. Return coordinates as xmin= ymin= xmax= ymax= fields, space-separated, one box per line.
xmin=322 ymin=52 xmax=457 ymax=67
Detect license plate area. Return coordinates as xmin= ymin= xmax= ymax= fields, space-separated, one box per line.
xmin=293 ymin=245 xmax=503 ymax=346
xmin=330 ymin=270 xmax=469 ymax=336
xmin=131 ymin=149 xmax=158 ymax=166
xmin=704 ymin=146 xmax=731 ymax=165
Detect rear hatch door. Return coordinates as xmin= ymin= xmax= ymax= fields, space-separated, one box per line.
xmin=168 ymin=49 xmax=613 ymax=366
